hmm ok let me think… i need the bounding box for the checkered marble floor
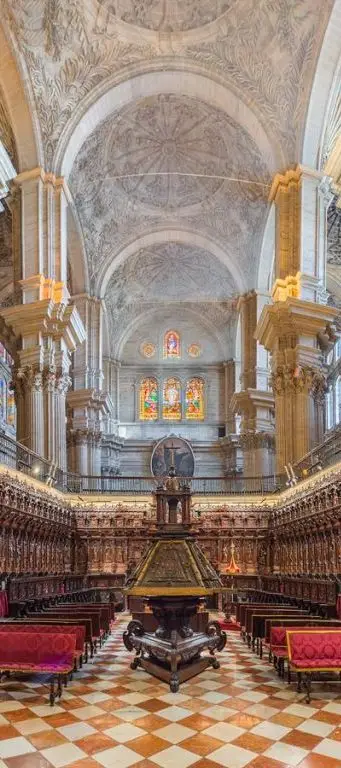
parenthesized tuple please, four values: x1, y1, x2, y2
(0, 615, 340, 768)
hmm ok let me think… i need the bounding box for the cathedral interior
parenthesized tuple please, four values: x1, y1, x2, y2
(0, 1, 341, 767)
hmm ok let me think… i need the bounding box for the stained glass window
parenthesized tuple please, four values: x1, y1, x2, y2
(163, 377, 181, 420)
(7, 389, 16, 427)
(139, 377, 158, 420)
(163, 330, 180, 359)
(185, 378, 204, 420)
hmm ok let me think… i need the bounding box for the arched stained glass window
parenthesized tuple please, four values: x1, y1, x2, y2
(163, 377, 181, 420)
(139, 377, 158, 420)
(163, 330, 180, 359)
(7, 389, 16, 427)
(185, 378, 204, 420)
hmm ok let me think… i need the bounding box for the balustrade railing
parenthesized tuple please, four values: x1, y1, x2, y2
(0, 430, 283, 495)
(293, 426, 341, 479)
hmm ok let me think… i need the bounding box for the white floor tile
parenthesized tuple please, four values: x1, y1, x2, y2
(95, 744, 155, 767)
(103, 723, 146, 743)
(0, 736, 36, 759)
(151, 745, 200, 768)
(297, 718, 335, 737)
(72, 704, 105, 720)
(250, 720, 290, 740)
(42, 743, 87, 767)
(203, 722, 245, 742)
(158, 706, 192, 722)
(201, 705, 236, 720)
(57, 721, 97, 741)
(154, 723, 196, 744)
(283, 703, 318, 718)
(208, 743, 257, 767)
(264, 742, 309, 766)
(313, 738, 341, 759)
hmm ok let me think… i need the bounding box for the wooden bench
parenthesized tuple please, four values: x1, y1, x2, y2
(43, 608, 102, 650)
(59, 603, 112, 638)
(287, 629, 341, 703)
(245, 606, 306, 648)
(0, 623, 86, 670)
(26, 615, 93, 660)
(0, 631, 76, 705)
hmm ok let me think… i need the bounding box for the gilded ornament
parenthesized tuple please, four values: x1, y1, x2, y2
(188, 343, 202, 358)
(140, 342, 156, 358)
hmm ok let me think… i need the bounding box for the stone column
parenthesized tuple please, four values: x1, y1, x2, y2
(55, 375, 71, 470)
(70, 295, 112, 476)
(231, 291, 275, 475)
(43, 369, 56, 462)
(67, 390, 110, 475)
(1, 167, 85, 460)
(15, 367, 44, 457)
(256, 166, 338, 473)
(224, 360, 236, 435)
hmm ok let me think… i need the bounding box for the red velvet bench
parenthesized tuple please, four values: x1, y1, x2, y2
(26, 615, 93, 661)
(43, 608, 102, 651)
(0, 631, 76, 705)
(267, 622, 341, 680)
(287, 629, 341, 703)
(0, 624, 85, 670)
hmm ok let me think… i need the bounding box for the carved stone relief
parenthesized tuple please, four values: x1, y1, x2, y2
(97, 1, 235, 32)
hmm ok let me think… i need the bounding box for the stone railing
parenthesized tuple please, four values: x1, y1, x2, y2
(0, 431, 283, 495)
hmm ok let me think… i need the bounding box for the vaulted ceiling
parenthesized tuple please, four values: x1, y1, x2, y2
(1, 0, 336, 357)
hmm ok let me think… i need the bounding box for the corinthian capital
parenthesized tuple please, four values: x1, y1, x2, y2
(271, 365, 326, 397)
(56, 375, 72, 395)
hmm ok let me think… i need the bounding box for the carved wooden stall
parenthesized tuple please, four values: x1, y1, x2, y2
(0, 474, 74, 577)
(0, 466, 340, 617)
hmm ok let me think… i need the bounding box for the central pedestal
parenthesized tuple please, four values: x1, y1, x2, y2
(123, 470, 226, 692)
(123, 596, 226, 692)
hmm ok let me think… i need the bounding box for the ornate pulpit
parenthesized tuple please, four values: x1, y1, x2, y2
(123, 468, 226, 692)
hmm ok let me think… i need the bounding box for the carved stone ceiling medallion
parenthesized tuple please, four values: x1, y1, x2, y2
(104, 94, 267, 210)
(69, 93, 269, 288)
(104, 0, 235, 31)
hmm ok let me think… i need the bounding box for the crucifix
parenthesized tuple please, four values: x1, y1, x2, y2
(167, 440, 184, 474)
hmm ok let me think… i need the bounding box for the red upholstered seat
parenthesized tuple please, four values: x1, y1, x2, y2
(287, 630, 341, 669)
(271, 645, 287, 657)
(0, 624, 85, 654)
(290, 658, 341, 669)
(0, 631, 76, 673)
(271, 627, 287, 648)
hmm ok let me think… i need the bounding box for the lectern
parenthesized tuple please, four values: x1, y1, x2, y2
(123, 468, 226, 692)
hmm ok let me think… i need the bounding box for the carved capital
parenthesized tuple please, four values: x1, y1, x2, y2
(43, 369, 56, 392)
(271, 365, 327, 398)
(56, 375, 72, 396)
